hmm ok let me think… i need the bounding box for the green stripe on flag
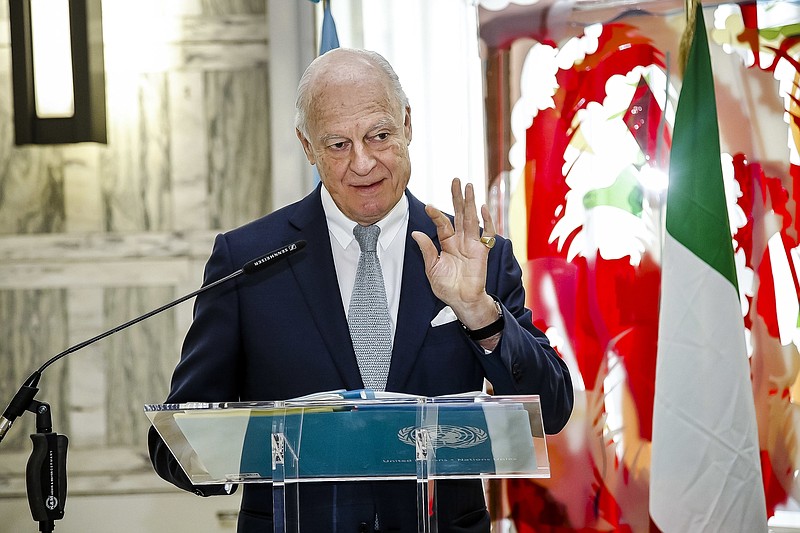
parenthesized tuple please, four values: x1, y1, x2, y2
(665, 6, 738, 290)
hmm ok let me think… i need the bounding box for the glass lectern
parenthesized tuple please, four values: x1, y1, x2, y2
(145, 392, 549, 533)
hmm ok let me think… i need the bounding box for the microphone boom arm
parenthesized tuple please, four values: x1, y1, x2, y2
(0, 267, 244, 445)
(0, 238, 306, 533)
(0, 237, 306, 444)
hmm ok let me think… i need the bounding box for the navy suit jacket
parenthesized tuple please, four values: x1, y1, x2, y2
(149, 186, 573, 532)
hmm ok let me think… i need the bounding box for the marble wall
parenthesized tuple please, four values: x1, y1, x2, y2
(0, 0, 299, 511)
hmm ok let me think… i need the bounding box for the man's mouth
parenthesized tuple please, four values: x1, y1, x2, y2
(352, 179, 384, 192)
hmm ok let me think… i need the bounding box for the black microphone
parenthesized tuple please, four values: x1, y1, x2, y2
(243, 239, 306, 274)
(0, 239, 307, 444)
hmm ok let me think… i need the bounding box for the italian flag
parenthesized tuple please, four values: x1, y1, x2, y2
(649, 3, 768, 532)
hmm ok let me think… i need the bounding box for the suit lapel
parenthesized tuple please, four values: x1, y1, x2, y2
(386, 192, 441, 391)
(288, 187, 364, 390)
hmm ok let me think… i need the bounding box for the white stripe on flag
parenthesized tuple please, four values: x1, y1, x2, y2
(650, 235, 766, 532)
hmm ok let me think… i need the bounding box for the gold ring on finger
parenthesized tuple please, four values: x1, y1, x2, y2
(479, 235, 496, 249)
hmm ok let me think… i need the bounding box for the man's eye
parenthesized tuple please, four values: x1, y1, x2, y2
(373, 132, 390, 141)
(329, 141, 348, 150)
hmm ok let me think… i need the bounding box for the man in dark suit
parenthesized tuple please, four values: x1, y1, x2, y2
(149, 48, 573, 532)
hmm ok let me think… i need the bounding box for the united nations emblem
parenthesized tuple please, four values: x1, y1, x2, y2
(397, 425, 488, 449)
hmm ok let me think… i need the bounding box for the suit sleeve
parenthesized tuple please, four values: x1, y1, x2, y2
(475, 237, 574, 434)
(148, 233, 243, 496)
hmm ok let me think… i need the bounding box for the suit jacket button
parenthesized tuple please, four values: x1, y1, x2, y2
(512, 362, 522, 379)
(359, 522, 369, 532)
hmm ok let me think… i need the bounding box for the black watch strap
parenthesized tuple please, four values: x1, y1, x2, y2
(461, 299, 504, 341)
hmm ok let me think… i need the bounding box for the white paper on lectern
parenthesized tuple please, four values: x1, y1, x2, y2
(174, 409, 250, 479)
(483, 406, 537, 474)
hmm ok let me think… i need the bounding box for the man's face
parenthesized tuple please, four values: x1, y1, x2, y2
(297, 65, 412, 226)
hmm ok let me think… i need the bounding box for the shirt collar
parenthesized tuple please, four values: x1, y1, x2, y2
(321, 185, 409, 251)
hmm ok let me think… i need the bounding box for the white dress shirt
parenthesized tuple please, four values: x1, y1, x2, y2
(321, 186, 409, 344)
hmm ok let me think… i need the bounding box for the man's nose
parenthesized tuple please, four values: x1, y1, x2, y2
(350, 143, 377, 175)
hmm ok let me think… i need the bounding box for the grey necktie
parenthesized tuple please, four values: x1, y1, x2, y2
(348, 224, 392, 391)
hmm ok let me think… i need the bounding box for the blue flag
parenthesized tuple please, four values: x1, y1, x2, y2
(319, 0, 340, 55)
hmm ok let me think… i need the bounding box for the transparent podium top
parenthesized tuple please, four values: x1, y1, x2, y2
(145, 391, 549, 485)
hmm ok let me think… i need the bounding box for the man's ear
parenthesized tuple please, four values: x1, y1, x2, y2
(296, 128, 317, 165)
(404, 106, 412, 144)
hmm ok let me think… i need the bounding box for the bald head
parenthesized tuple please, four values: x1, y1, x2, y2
(292, 47, 413, 225)
(294, 48, 409, 138)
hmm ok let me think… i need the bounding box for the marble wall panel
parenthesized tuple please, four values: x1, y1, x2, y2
(0, 0, 275, 501)
(66, 287, 108, 448)
(0, 67, 14, 177)
(104, 286, 177, 447)
(181, 14, 269, 42)
(0, 148, 67, 235)
(202, 0, 266, 16)
(63, 145, 106, 233)
(0, 231, 215, 263)
(100, 18, 271, 233)
(169, 71, 211, 232)
(207, 68, 271, 230)
(0, 289, 70, 451)
(101, 72, 173, 232)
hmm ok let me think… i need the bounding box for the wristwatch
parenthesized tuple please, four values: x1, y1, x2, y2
(461, 298, 504, 341)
